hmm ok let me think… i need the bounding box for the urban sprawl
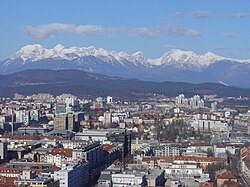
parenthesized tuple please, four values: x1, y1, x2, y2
(0, 93, 249, 187)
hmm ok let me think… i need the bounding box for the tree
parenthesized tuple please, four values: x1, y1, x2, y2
(206, 162, 226, 182)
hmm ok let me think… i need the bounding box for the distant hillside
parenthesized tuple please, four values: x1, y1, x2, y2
(0, 69, 249, 99)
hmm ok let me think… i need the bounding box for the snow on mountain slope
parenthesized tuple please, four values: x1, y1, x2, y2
(5, 44, 250, 69)
(153, 49, 225, 70)
(6, 44, 139, 67)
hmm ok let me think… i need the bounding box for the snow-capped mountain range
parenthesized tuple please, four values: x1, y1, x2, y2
(1, 44, 250, 87)
(5, 44, 250, 68)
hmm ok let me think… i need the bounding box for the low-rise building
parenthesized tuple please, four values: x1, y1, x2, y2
(191, 119, 230, 132)
(216, 170, 238, 187)
(142, 156, 227, 170)
(151, 143, 181, 157)
(111, 173, 147, 187)
(147, 169, 166, 187)
(15, 170, 59, 187)
(45, 148, 73, 167)
(164, 161, 209, 181)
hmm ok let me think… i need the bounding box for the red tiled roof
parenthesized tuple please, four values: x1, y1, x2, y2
(199, 182, 214, 187)
(191, 143, 212, 147)
(0, 167, 43, 173)
(51, 165, 61, 170)
(161, 157, 174, 163)
(103, 144, 114, 152)
(0, 162, 60, 172)
(216, 144, 226, 148)
(0, 135, 64, 140)
(174, 156, 226, 162)
(0, 176, 16, 185)
(142, 156, 226, 163)
(142, 156, 174, 163)
(217, 171, 236, 179)
(142, 157, 160, 162)
(50, 148, 73, 157)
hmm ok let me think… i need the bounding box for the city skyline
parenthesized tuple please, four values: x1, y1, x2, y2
(1, 0, 250, 60)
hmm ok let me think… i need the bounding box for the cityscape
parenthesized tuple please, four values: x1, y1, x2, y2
(0, 1, 250, 187)
(0, 92, 249, 187)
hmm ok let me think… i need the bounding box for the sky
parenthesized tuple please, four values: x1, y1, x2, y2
(0, 0, 250, 60)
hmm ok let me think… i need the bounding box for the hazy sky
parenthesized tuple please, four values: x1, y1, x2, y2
(1, 0, 250, 60)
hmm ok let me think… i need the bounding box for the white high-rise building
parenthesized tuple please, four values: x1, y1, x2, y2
(104, 112, 112, 126)
(30, 109, 40, 121)
(0, 141, 8, 162)
(15, 110, 30, 125)
(211, 102, 218, 112)
(107, 96, 113, 104)
(189, 95, 204, 109)
(175, 94, 185, 106)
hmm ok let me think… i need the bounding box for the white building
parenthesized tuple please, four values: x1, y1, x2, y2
(211, 102, 218, 112)
(189, 95, 204, 109)
(175, 94, 204, 108)
(111, 173, 147, 187)
(214, 145, 227, 158)
(74, 130, 109, 142)
(107, 96, 113, 104)
(164, 161, 209, 180)
(15, 110, 30, 125)
(45, 154, 67, 167)
(147, 169, 166, 187)
(152, 144, 181, 157)
(191, 119, 230, 132)
(0, 141, 8, 162)
(60, 140, 103, 170)
(15, 170, 59, 187)
(30, 109, 40, 121)
(104, 112, 112, 126)
(175, 94, 188, 107)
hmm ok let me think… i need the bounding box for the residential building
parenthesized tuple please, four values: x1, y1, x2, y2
(111, 173, 147, 187)
(216, 170, 238, 187)
(151, 143, 181, 157)
(147, 169, 166, 187)
(191, 119, 230, 132)
(54, 161, 89, 187)
(15, 170, 59, 187)
(53, 113, 80, 132)
(107, 96, 113, 104)
(0, 141, 8, 163)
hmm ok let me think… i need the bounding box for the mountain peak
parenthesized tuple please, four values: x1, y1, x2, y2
(203, 51, 221, 58)
(10, 44, 46, 62)
(204, 51, 215, 55)
(19, 44, 45, 52)
(132, 51, 145, 58)
(168, 49, 196, 56)
(53, 44, 65, 51)
(132, 51, 144, 56)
